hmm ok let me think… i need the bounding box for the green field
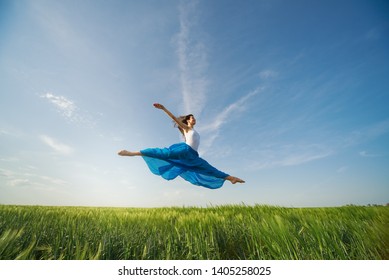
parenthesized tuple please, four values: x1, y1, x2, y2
(0, 205, 388, 260)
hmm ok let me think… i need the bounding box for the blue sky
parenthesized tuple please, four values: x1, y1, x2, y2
(1, 0, 388, 207)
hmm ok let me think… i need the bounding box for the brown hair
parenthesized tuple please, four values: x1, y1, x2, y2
(174, 114, 193, 137)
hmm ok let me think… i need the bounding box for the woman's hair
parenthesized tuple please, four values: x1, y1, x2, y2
(174, 114, 193, 137)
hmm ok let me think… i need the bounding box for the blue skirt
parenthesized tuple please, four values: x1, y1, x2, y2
(141, 143, 229, 189)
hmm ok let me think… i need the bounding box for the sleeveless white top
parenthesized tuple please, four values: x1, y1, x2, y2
(184, 129, 200, 151)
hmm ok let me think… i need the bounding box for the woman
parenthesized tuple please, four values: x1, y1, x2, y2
(118, 103, 245, 189)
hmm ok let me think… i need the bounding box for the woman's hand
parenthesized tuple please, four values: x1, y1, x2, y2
(153, 103, 165, 110)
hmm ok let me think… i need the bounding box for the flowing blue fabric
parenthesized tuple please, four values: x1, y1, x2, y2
(141, 143, 229, 189)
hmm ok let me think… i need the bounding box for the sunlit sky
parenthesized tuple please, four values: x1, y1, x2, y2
(1, 0, 388, 207)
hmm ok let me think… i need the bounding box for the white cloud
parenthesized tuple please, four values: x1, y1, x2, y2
(41, 92, 77, 119)
(337, 166, 349, 173)
(343, 119, 389, 148)
(0, 157, 20, 163)
(40, 92, 96, 127)
(366, 119, 389, 139)
(175, 1, 263, 154)
(250, 144, 333, 170)
(40, 135, 74, 155)
(278, 151, 331, 167)
(259, 70, 278, 80)
(176, 0, 208, 116)
(1, 167, 68, 189)
(365, 27, 381, 41)
(0, 168, 15, 178)
(0, 126, 23, 137)
(199, 87, 263, 152)
(359, 151, 381, 158)
(248, 119, 389, 171)
(8, 178, 30, 187)
(203, 87, 263, 132)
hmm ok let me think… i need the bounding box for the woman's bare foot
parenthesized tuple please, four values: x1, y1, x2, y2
(226, 176, 245, 184)
(118, 150, 141, 156)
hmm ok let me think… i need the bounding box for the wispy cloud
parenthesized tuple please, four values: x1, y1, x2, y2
(174, 1, 264, 154)
(200, 87, 263, 152)
(0, 168, 15, 178)
(365, 26, 381, 41)
(0, 126, 23, 138)
(41, 92, 76, 119)
(343, 119, 389, 148)
(337, 166, 349, 173)
(359, 151, 382, 158)
(176, 0, 207, 116)
(1, 167, 69, 190)
(40, 135, 74, 155)
(7, 178, 30, 187)
(276, 150, 332, 167)
(202, 87, 263, 132)
(259, 69, 278, 80)
(364, 119, 389, 139)
(248, 119, 389, 170)
(250, 144, 333, 170)
(40, 92, 96, 126)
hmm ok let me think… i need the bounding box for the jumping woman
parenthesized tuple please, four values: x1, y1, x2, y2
(118, 103, 245, 189)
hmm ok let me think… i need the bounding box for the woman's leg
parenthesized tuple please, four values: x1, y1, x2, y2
(118, 150, 142, 156)
(186, 155, 245, 184)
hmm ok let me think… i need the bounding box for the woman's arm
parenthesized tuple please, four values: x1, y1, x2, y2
(153, 103, 190, 131)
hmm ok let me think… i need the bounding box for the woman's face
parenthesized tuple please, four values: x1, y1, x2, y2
(187, 115, 196, 126)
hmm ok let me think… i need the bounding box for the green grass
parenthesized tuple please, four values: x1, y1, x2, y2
(0, 204, 388, 260)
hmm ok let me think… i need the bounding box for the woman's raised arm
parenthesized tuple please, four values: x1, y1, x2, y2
(153, 103, 190, 131)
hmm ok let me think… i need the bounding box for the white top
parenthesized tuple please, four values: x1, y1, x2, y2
(184, 129, 200, 151)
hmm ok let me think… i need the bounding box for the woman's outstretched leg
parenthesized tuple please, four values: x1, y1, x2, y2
(225, 175, 245, 184)
(119, 145, 185, 159)
(118, 150, 142, 156)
